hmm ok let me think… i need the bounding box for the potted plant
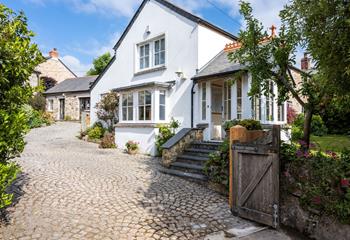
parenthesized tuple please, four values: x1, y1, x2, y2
(125, 140, 139, 155)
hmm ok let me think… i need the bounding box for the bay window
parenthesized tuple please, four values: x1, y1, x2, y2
(138, 90, 152, 121)
(266, 80, 274, 121)
(224, 81, 231, 120)
(122, 93, 133, 121)
(252, 96, 261, 121)
(278, 103, 285, 121)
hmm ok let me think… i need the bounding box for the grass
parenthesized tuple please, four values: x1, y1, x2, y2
(311, 134, 350, 152)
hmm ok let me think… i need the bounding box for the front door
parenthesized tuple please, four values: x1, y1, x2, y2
(59, 99, 65, 120)
(211, 84, 223, 140)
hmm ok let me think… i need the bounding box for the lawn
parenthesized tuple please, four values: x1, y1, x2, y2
(311, 134, 350, 152)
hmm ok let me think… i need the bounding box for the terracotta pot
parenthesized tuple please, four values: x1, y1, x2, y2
(127, 148, 138, 155)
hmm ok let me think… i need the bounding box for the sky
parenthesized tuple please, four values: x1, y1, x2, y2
(3, 0, 293, 76)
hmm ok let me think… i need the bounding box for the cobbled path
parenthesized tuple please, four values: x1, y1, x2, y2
(0, 122, 284, 240)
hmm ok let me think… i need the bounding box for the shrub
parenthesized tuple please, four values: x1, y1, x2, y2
(292, 114, 328, 137)
(0, 162, 20, 209)
(281, 143, 350, 223)
(95, 92, 119, 131)
(125, 140, 139, 151)
(155, 118, 180, 156)
(222, 119, 262, 131)
(204, 139, 230, 189)
(291, 126, 303, 141)
(22, 105, 54, 129)
(29, 93, 46, 111)
(99, 133, 116, 149)
(64, 115, 72, 121)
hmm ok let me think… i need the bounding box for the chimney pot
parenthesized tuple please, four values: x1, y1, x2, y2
(49, 48, 59, 58)
(301, 52, 310, 71)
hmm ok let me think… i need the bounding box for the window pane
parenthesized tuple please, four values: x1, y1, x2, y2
(145, 106, 151, 120)
(159, 91, 165, 104)
(155, 53, 160, 66)
(139, 106, 144, 120)
(138, 92, 144, 105)
(122, 107, 127, 121)
(140, 58, 144, 69)
(145, 44, 149, 56)
(140, 46, 144, 57)
(155, 40, 160, 52)
(159, 105, 165, 120)
(145, 91, 151, 104)
(128, 106, 133, 120)
(122, 94, 127, 106)
(128, 93, 133, 104)
(145, 57, 149, 68)
(161, 39, 165, 50)
(160, 52, 165, 64)
(202, 101, 206, 120)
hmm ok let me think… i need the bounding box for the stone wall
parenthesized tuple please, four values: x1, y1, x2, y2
(162, 128, 203, 167)
(46, 92, 90, 121)
(30, 58, 76, 88)
(281, 193, 350, 240)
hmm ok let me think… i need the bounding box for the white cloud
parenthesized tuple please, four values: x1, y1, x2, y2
(61, 55, 92, 77)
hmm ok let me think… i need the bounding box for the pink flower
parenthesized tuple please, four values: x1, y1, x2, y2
(311, 196, 321, 205)
(341, 178, 349, 188)
(296, 150, 303, 158)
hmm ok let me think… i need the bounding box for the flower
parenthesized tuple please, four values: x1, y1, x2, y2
(311, 196, 321, 205)
(296, 150, 303, 158)
(298, 140, 307, 147)
(341, 178, 349, 188)
(303, 151, 311, 158)
(326, 150, 337, 158)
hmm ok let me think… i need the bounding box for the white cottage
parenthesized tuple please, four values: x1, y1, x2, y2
(90, 0, 290, 156)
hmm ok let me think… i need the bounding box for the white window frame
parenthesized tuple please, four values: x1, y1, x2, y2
(138, 90, 152, 121)
(136, 35, 166, 73)
(252, 95, 261, 121)
(201, 82, 207, 121)
(278, 102, 285, 122)
(236, 78, 243, 119)
(139, 43, 150, 70)
(47, 99, 54, 112)
(266, 80, 274, 122)
(154, 38, 165, 67)
(122, 93, 134, 121)
(224, 81, 231, 120)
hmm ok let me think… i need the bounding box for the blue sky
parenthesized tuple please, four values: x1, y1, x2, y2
(3, 0, 289, 76)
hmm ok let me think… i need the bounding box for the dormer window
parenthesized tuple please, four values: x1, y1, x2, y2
(137, 35, 165, 73)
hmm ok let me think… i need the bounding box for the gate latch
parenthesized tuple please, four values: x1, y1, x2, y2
(273, 204, 279, 228)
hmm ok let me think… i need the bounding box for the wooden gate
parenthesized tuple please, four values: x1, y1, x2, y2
(230, 125, 280, 228)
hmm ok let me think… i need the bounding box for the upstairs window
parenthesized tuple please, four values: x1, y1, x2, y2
(154, 38, 165, 66)
(137, 36, 165, 72)
(122, 93, 133, 121)
(138, 90, 152, 121)
(139, 44, 150, 70)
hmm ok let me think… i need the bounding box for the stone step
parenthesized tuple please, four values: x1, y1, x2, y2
(190, 141, 222, 150)
(177, 154, 209, 162)
(159, 167, 208, 181)
(184, 148, 217, 156)
(171, 162, 204, 172)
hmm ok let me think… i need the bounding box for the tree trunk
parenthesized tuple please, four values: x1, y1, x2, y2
(303, 108, 313, 148)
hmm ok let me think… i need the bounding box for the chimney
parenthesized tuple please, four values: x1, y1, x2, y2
(49, 48, 59, 59)
(301, 52, 310, 70)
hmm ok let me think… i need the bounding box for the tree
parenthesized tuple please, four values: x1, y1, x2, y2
(86, 52, 112, 76)
(0, 4, 43, 163)
(95, 92, 119, 131)
(229, 1, 350, 147)
(0, 4, 42, 209)
(41, 76, 57, 91)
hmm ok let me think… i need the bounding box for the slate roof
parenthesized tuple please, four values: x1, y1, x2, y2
(193, 51, 246, 80)
(45, 75, 97, 94)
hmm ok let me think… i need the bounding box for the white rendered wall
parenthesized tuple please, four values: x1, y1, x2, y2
(115, 127, 158, 156)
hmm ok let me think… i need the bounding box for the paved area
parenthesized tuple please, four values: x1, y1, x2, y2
(0, 122, 297, 239)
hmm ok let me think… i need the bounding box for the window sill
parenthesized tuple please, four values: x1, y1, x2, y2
(134, 65, 166, 76)
(115, 122, 158, 128)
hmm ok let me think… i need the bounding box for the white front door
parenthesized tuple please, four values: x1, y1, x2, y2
(211, 84, 223, 140)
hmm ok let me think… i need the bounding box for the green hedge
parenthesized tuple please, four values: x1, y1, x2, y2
(0, 162, 20, 209)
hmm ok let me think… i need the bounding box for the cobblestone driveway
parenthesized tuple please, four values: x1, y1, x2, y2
(0, 122, 294, 240)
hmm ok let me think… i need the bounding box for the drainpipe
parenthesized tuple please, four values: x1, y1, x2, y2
(191, 72, 198, 128)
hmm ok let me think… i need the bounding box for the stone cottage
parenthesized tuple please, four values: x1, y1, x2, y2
(44, 76, 97, 121)
(29, 48, 76, 89)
